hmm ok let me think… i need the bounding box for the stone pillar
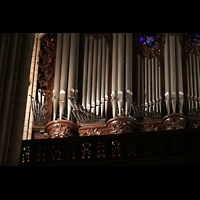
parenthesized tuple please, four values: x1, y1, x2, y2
(0, 33, 34, 165)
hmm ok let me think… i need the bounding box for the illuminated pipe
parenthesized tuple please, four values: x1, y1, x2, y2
(176, 35, 184, 114)
(82, 36, 88, 109)
(117, 33, 125, 116)
(169, 35, 176, 113)
(105, 44, 109, 119)
(53, 33, 63, 121)
(59, 33, 70, 119)
(164, 34, 170, 115)
(111, 33, 118, 118)
(68, 33, 78, 120)
(144, 57, 148, 113)
(91, 39, 98, 114)
(151, 57, 155, 112)
(86, 36, 94, 111)
(96, 38, 102, 115)
(148, 58, 152, 113)
(155, 57, 159, 113)
(137, 54, 140, 106)
(189, 53, 194, 110)
(192, 54, 198, 109)
(101, 37, 106, 116)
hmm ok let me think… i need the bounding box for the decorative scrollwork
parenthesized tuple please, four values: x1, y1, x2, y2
(140, 124, 160, 132)
(82, 128, 104, 136)
(49, 123, 72, 138)
(109, 120, 131, 134)
(163, 116, 186, 131)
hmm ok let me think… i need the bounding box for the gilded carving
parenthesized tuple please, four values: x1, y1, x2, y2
(109, 120, 132, 134)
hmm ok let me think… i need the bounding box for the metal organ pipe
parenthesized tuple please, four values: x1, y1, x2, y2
(67, 33, 78, 120)
(86, 36, 94, 111)
(169, 35, 177, 113)
(59, 33, 70, 119)
(53, 33, 63, 121)
(101, 37, 106, 116)
(111, 33, 118, 118)
(117, 33, 125, 116)
(96, 38, 102, 115)
(91, 39, 98, 114)
(82, 36, 88, 109)
(105, 44, 109, 119)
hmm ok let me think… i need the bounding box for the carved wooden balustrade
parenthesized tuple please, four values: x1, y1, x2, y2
(21, 124, 200, 166)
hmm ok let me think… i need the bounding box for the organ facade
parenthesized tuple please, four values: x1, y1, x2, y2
(23, 33, 200, 140)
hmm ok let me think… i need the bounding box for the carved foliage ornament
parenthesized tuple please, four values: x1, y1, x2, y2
(49, 123, 73, 138)
(83, 128, 104, 136)
(109, 120, 132, 134)
(163, 117, 186, 131)
(83, 33, 112, 46)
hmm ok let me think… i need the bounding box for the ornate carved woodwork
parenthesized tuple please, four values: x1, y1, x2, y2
(83, 33, 113, 46)
(162, 113, 187, 131)
(45, 119, 79, 138)
(38, 33, 57, 123)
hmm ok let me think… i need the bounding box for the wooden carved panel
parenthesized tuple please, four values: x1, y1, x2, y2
(38, 33, 57, 123)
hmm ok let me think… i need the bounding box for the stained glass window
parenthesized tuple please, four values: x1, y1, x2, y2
(140, 34, 156, 49)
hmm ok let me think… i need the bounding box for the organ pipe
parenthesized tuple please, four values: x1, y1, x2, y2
(101, 37, 106, 116)
(91, 39, 98, 114)
(117, 33, 125, 116)
(59, 33, 70, 119)
(196, 55, 200, 108)
(53, 33, 63, 121)
(67, 33, 78, 120)
(105, 45, 109, 119)
(164, 34, 170, 115)
(176, 35, 184, 114)
(144, 57, 148, 113)
(169, 35, 177, 113)
(82, 36, 88, 109)
(96, 38, 102, 115)
(86, 36, 94, 111)
(111, 33, 118, 118)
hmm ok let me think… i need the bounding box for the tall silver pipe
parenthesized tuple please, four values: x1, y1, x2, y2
(176, 35, 183, 114)
(59, 33, 70, 119)
(82, 36, 88, 109)
(53, 33, 63, 121)
(141, 55, 144, 110)
(96, 38, 102, 115)
(155, 57, 159, 113)
(111, 33, 118, 118)
(158, 63, 162, 113)
(86, 36, 94, 111)
(67, 33, 78, 120)
(164, 34, 170, 114)
(117, 33, 125, 116)
(186, 59, 190, 111)
(101, 37, 106, 116)
(148, 58, 152, 113)
(137, 54, 140, 106)
(169, 35, 176, 113)
(144, 57, 148, 112)
(91, 39, 98, 114)
(189, 53, 194, 110)
(192, 54, 198, 109)
(152, 57, 155, 112)
(105, 45, 109, 119)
